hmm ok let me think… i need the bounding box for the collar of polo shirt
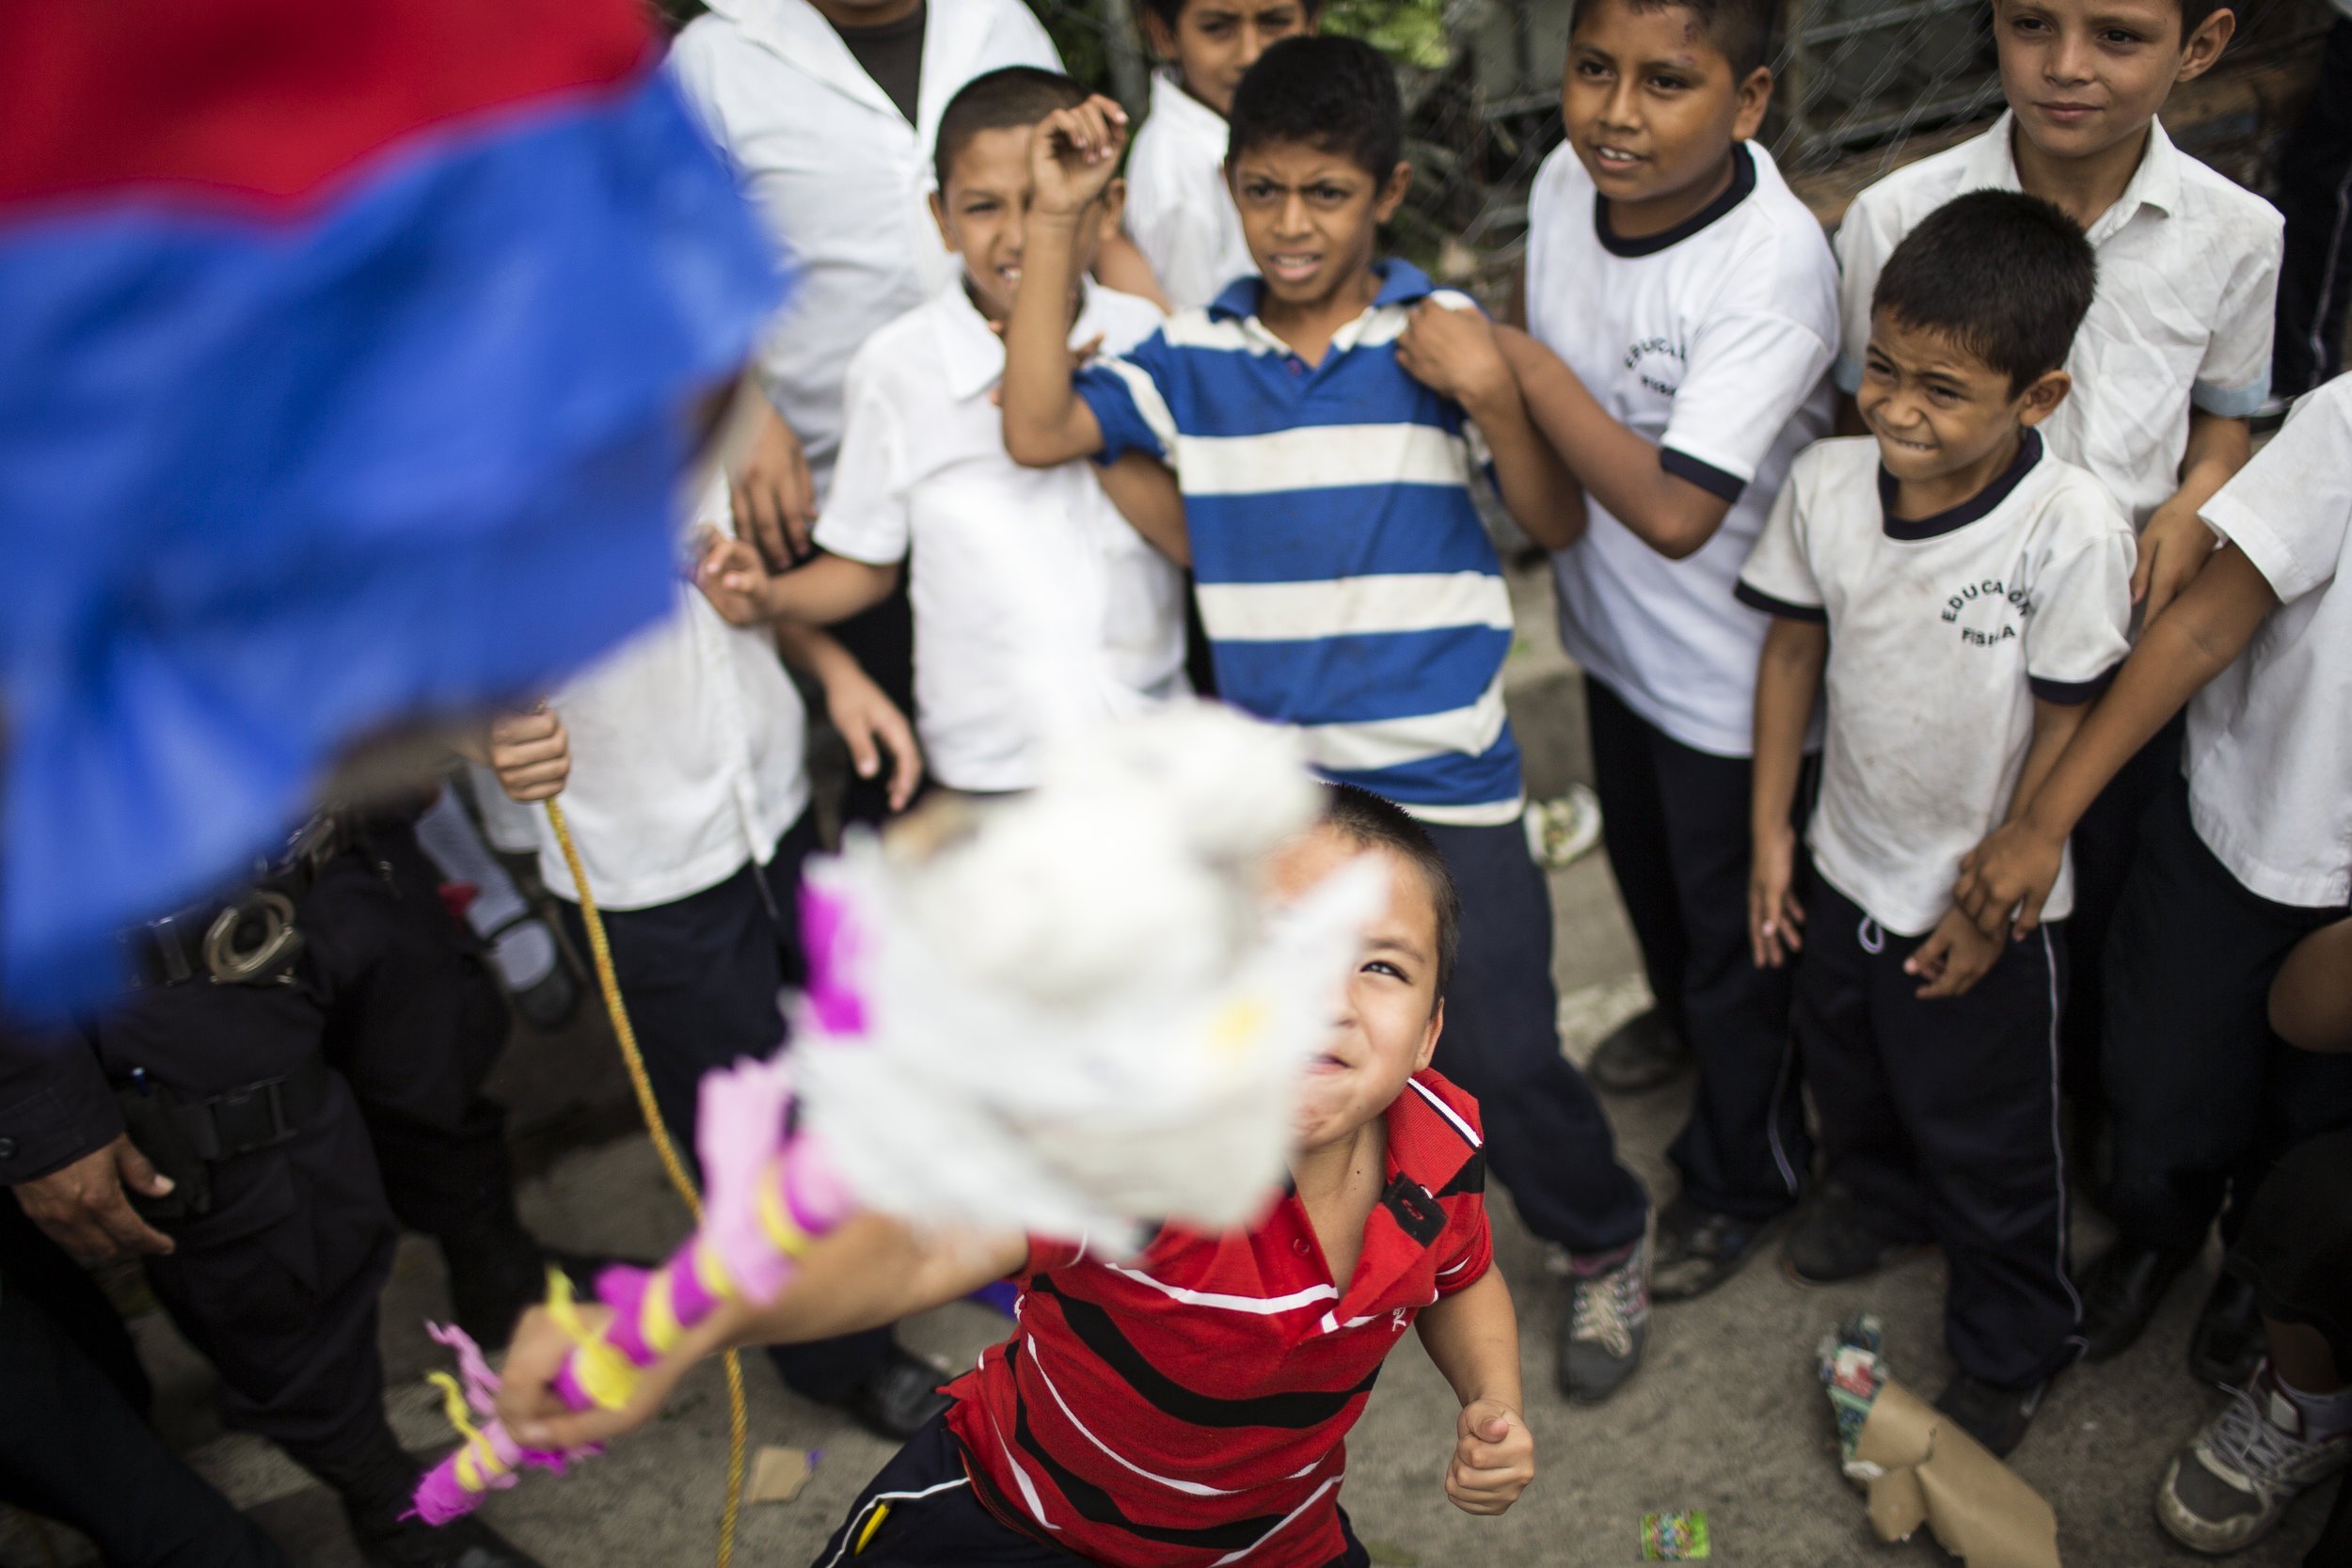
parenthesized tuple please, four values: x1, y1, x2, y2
(1965, 108, 2185, 244)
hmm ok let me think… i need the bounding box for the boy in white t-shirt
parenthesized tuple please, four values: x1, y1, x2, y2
(1741, 192, 2133, 1457)
(697, 69, 1188, 793)
(1123, 0, 1318, 310)
(1955, 373, 2352, 1413)
(1486, 0, 1837, 1299)
(1831, 0, 2282, 1254)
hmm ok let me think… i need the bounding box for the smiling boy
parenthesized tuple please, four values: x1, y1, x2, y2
(1124, 0, 1319, 309)
(1831, 0, 2282, 1265)
(497, 786, 1535, 1568)
(1476, 0, 1840, 1305)
(1739, 191, 2134, 1456)
(996, 36, 1657, 1402)
(692, 68, 1188, 795)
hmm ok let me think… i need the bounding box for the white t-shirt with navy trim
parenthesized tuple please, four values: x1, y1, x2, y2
(1525, 138, 1840, 757)
(1124, 70, 1253, 312)
(818, 282, 1185, 793)
(1739, 432, 2136, 936)
(2186, 375, 2352, 910)
(1835, 114, 2282, 529)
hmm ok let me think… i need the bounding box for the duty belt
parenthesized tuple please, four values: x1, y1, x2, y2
(129, 812, 349, 987)
(120, 1056, 335, 1164)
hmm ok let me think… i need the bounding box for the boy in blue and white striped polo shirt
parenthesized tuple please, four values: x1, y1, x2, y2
(1001, 34, 1656, 1402)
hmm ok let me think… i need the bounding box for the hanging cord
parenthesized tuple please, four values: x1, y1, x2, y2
(544, 799, 750, 1568)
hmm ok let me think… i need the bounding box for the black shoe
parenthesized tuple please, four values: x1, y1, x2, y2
(2188, 1272, 2265, 1387)
(1934, 1372, 2045, 1459)
(1783, 1183, 1926, 1286)
(841, 1346, 954, 1442)
(1652, 1194, 1784, 1302)
(351, 1513, 548, 1568)
(509, 963, 580, 1032)
(310, 1423, 547, 1568)
(2076, 1240, 2193, 1362)
(1587, 1008, 1690, 1094)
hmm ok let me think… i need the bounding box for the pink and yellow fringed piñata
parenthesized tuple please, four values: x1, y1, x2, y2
(411, 1050, 849, 1524)
(411, 704, 1388, 1525)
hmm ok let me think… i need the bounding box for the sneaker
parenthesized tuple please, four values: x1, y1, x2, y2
(1559, 1231, 1650, 1404)
(2157, 1364, 2352, 1553)
(1652, 1193, 1785, 1302)
(1524, 785, 1603, 871)
(2189, 1273, 2266, 1389)
(840, 1344, 955, 1441)
(1784, 1183, 1928, 1286)
(1587, 1008, 1691, 1095)
(1935, 1371, 2046, 1459)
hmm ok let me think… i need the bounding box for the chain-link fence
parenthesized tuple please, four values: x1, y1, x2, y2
(1027, 0, 2328, 304)
(658, 0, 2331, 309)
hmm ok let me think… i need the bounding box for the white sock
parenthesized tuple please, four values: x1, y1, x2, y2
(2276, 1370, 2352, 1442)
(415, 787, 557, 990)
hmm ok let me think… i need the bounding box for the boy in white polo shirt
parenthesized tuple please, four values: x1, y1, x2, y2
(696, 68, 1187, 794)
(1831, 0, 2282, 1270)
(479, 473, 946, 1442)
(1956, 372, 2352, 1402)
(670, 0, 1157, 818)
(1488, 0, 1837, 1300)
(1741, 192, 2133, 1457)
(1124, 0, 1318, 310)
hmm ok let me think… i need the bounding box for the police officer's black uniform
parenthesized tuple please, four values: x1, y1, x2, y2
(0, 807, 552, 1568)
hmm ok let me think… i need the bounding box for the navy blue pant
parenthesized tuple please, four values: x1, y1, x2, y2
(1797, 872, 2081, 1388)
(1585, 678, 1809, 1221)
(1, 1199, 288, 1568)
(811, 1414, 1370, 1568)
(559, 814, 891, 1403)
(2102, 778, 2352, 1254)
(1422, 815, 1649, 1255)
(2055, 712, 2184, 1115)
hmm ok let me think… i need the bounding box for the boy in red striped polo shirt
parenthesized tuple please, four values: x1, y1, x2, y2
(500, 784, 1534, 1566)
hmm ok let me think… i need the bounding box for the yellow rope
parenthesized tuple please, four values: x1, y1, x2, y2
(546, 799, 749, 1568)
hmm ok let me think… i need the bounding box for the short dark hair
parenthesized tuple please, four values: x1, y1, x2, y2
(1227, 35, 1401, 182)
(1138, 0, 1328, 37)
(933, 67, 1089, 194)
(1567, 0, 1777, 79)
(1320, 784, 1460, 1002)
(1870, 189, 2096, 393)
(2170, 0, 2229, 42)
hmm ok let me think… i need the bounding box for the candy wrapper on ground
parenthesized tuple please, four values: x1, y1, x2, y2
(1640, 1510, 1710, 1560)
(414, 705, 1385, 1521)
(1814, 1313, 2061, 1568)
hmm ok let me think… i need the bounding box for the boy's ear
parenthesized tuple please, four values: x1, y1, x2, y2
(1375, 161, 1413, 224)
(1415, 997, 1443, 1072)
(1095, 177, 1129, 243)
(2016, 367, 2072, 426)
(1138, 6, 1179, 60)
(927, 189, 955, 253)
(2174, 6, 2234, 84)
(1732, 65, 1773, 141)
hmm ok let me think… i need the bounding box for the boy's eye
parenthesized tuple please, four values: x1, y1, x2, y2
(1573, 57, 1611, 78)
(1648, 72, 1691, 91)
(2098, 26, 2143, 43)
(1310, 183, 1349, 203)
(1362, 960, 1406, 980)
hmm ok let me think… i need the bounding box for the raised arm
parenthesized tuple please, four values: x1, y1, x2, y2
(496, 1216, 1025, 1450)
(1954, 543, 2279, 937)
(1001, 101, 1126, 468)
(1394, 306, 1582, 550)
(1494, 327, 1732, 561)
